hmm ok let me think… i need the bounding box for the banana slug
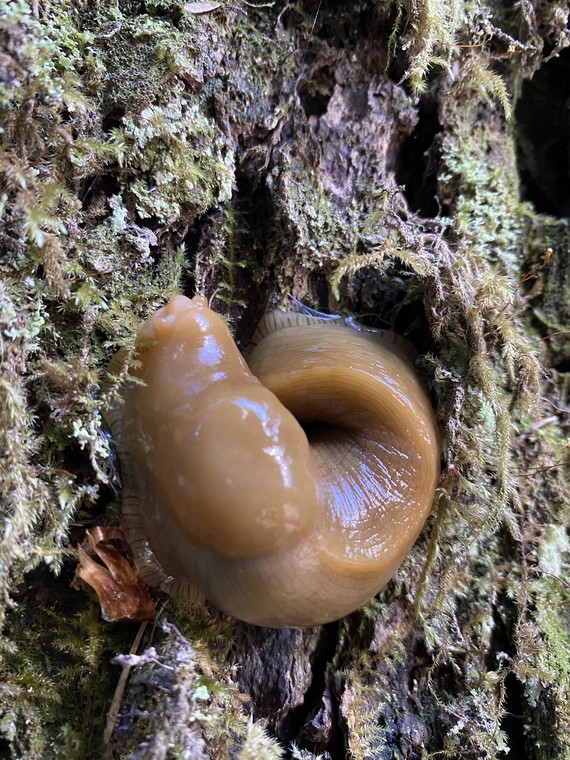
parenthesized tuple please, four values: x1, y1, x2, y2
(106, 294, 439, 628)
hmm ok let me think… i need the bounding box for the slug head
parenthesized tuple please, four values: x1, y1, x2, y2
(122, 295, 321, 559)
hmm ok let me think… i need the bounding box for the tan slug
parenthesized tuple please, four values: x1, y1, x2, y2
(105, 294, 440, 628)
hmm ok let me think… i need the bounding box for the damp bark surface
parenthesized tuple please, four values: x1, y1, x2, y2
(0, 1, 569, 759)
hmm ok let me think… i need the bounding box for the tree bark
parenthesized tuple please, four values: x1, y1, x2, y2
(0, 0, 569, 758)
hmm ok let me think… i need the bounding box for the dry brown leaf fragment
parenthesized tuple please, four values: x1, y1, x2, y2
(77, 528, 156, 622)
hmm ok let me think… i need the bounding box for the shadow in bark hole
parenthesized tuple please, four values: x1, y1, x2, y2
(396, 97, 442, 218)
(278, 621, 345, 759)
(516, 47, 570, 218)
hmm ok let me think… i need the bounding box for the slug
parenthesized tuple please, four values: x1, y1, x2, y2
(105, 294, 440, 628)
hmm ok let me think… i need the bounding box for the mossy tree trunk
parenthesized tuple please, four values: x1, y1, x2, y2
(0, 0, 569, 758)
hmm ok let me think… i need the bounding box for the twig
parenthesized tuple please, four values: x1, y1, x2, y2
(102, 621, 149, 759)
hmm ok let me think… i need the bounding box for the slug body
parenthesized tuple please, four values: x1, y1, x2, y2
(109, 295, 439, 628)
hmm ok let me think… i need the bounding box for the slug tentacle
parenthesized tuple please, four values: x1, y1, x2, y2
(105, 294, 439, 628)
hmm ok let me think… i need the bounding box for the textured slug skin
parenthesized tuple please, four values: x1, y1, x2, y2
(110, 294, 440, 628)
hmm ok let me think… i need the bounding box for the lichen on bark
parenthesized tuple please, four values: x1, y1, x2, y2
(0, 0, 569, 758)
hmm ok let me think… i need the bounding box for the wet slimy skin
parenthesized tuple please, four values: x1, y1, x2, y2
(106, 295, 440, 628)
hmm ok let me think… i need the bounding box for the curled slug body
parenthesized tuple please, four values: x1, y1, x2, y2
(107, 294, 439, 628)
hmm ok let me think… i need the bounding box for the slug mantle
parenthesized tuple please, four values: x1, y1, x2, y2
(106, 294, 440, 628)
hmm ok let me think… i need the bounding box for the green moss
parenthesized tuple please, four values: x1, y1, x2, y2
(0, 0, 236, 619)
(0, 601, 133, 758)
(438, 104, 532, 270)
(235, 721, 285, 759)
(513, 432, 570, 759)
(379, 0, 461, 94)
(119, 100, 233, 225)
